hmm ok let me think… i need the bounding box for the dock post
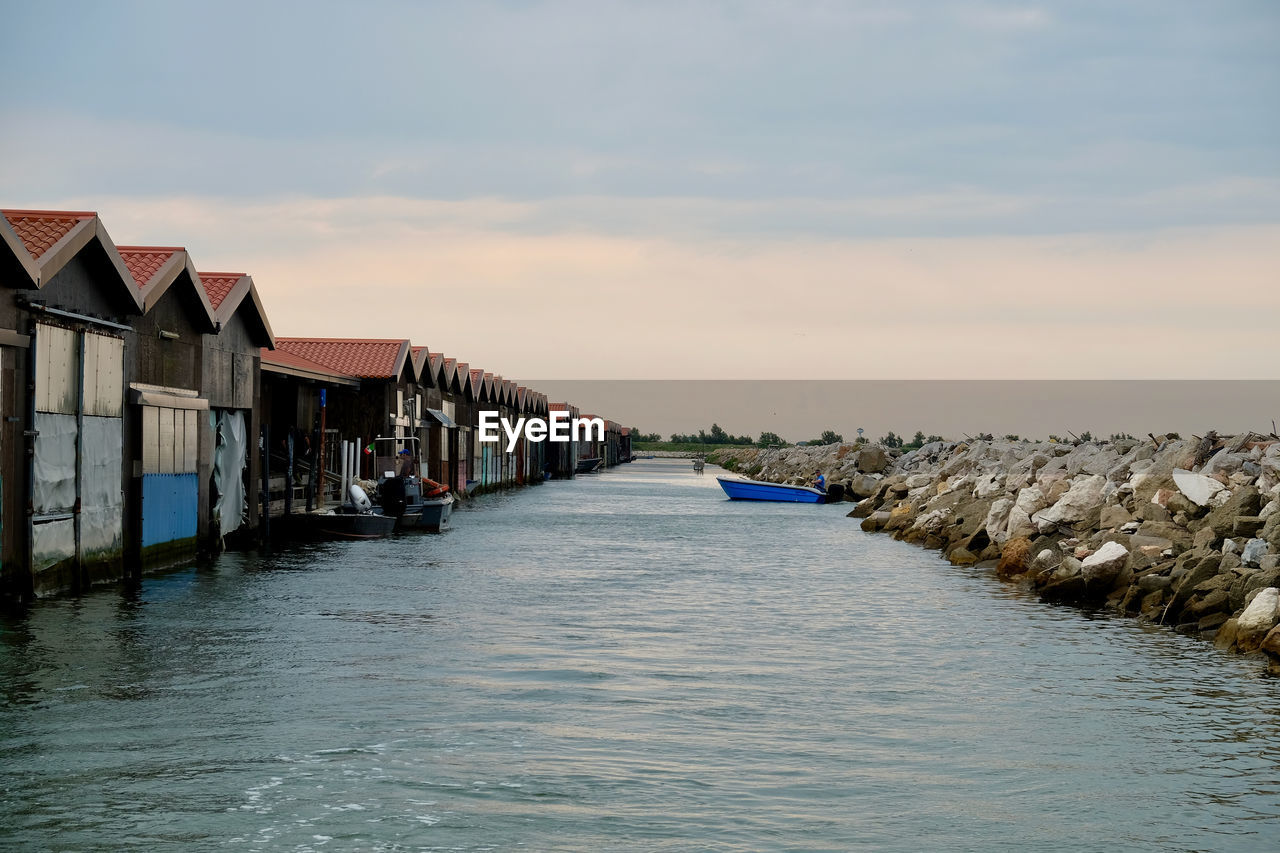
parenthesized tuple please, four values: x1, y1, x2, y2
(261, 423, 270, 548)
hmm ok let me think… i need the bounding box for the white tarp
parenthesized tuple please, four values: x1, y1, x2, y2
(213, 409, 247, 536)
(32, 412, 77, 513)
(32, 518, 76, 573)
(80, 416, 123, 558)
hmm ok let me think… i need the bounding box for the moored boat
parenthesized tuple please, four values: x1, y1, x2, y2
(290, 484, 398, 540)
(576, 457, 602, 473)
(374, 437, 454, 533)
(716, 476, 826, 503)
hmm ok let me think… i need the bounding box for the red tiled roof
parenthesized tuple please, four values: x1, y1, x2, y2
(550, 402, 570, 411)
(2, 209, 96, 260)
(116, 246, 183, 289)
(261, 347, 352, 375)
(276, 337, 406, 379)
(197, 271, 245, 311)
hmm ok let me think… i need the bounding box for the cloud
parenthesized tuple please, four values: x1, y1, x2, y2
(38, 194, 1280, 379)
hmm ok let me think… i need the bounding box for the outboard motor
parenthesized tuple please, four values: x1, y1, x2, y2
(381, 476, 408, 517)
(826, 483, 846, 502)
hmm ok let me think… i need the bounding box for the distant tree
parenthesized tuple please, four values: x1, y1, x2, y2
(926, 435, 944, 444)
(818, 430, 844, 445)
(758, 431, 784, 446)
(1078, 431, 1094, 442)
(880, 431, 903, 448)
(709, 423, 728, 443)
(913, 431, 926, 446)
(1003, 434, 1020, 441)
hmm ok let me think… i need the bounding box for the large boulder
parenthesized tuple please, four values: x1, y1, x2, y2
(856, 446, 889, 474)
(984, 497, 1014, 543)
(1242, 538, 1270, 568)
(996, 537, 1033, 578)
(1201, 486, 1263, 538)
(1031, 474, 1108, 533)
(1173, 468, 1225, 507)
(1236, 587, 1280, 652)
(1081, 541, 1129, 586)
(1005, 485, 1049, 540)
(847, 473, 882, 500)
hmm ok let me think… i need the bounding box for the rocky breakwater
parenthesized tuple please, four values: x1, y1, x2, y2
(711, 435, 1280, 670)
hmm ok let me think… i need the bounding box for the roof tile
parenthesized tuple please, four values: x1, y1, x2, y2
(117, 246, 182, 289)
(2, 209, 96, 261)
(275, 337, 406, 379)
(197, 271, 245, 311)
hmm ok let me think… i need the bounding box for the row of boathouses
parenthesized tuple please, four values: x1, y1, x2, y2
(0, 207, 632, 601)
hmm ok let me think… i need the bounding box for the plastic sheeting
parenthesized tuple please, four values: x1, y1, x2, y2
(213, 410, 247, 536)
(32, 518, 75, 573)
(80, 416, 123, 560)
(32, 413, 77, 514)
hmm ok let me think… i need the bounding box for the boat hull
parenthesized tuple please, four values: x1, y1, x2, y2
(394, 493, 454, 533)
(717, 477, 826, 503)
(291, 509, 398, 541)
(576, 457, 602, 473)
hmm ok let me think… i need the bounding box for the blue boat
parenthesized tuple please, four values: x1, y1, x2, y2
(717, 476, 826, 503)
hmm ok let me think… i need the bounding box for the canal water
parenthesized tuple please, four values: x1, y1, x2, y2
(2, 459, 1278, 851)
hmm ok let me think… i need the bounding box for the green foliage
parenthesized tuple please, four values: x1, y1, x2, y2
(633, 430, 663, 442)
(1003, 434, 1020, 441)
(1109, 432, 1136, 441)
(758, 431, 785, 446)
(669, 422, 754, 445)
(879, 431, 903, 448)
(817, 430, 844, 445)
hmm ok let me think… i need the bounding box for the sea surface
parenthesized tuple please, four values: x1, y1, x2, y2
(2, 459, 1278, 851)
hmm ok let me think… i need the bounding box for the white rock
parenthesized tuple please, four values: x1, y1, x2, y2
(973, 472, 1005, 499)
(1081, 541, 1129, 583)
(1031, 474, 1108, 533)
(1260, 500, 1278, 520)
(1223, 539, 1240, 555)
(1172, 468, 1225, 507)
(1237, 587, 1280, 635)
(1208, 488, 1233, 509)
(984, 497, 1014, 543)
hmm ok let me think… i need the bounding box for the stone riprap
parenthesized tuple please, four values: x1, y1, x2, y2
(710, 435, 1280, 670)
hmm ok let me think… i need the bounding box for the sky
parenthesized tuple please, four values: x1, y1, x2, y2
(2, 1, 1277, 379)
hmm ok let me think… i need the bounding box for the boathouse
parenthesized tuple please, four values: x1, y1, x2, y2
(117, 246, 217, 569)
(0, 209, 143, 597)
(197, 271, 274, 546)
(545, 402, 580, 478)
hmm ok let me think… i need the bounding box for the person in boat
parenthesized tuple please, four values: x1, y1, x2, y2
(397, 448, 417, 478)
(814, 472, 826, 491)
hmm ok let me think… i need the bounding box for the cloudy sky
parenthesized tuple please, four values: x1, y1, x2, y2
(2, 1, 1277, 379)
